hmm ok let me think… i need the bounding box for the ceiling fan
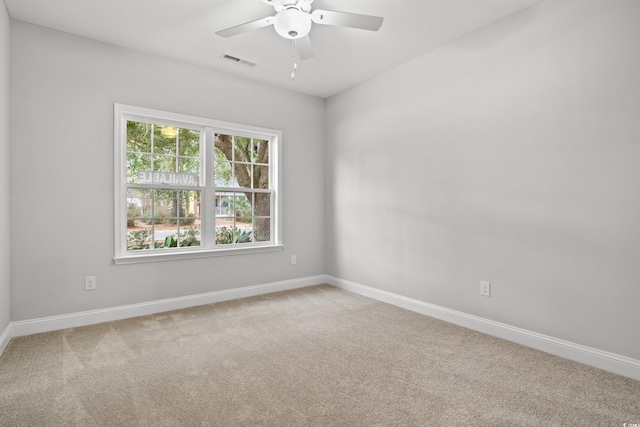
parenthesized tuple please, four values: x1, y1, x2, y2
(215, 0, 384, 60)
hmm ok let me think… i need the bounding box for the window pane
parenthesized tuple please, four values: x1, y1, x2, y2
(126, 188, 151, 219)
(234, 192, 252, 218)
(215, 192, 234, 216)
(215, 221, 234, 245)
(234, 137, 252, 163)
(126, 190, 152, 251)
(153, 156, 177, 173)
(127, 227, 153, 251)
(215, 222, 252, 245)
(253, 218, 270, 242)
(214, 161, 234, 187)
(232, 163, 251, 189)
(127, 121, 151, 153)
(253, 165, 268, 189)
(155, 226, 202, 249)
(253, 139, 269, 164)
(254, 193, 271, 216)
(127, 153, 152, 183)
(154, 190, 177, 221)
(178, 158, 200, 181)
(178, 226, 201, 247)
(236, 217, 252, 229)
(178, 190, 200, 246)
(178, 129, 200, 157)
(214, 134, 233, 161)
(234, 224, 253, 244)
(154, 125, 178, 155)
(151, 221, 174, 248)
(179, 190, 200, 219)
(214, 145, 228, 162)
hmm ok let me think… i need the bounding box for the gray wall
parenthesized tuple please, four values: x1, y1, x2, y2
(10, 21, 326, 321)
(326, 0, 640, 360)
(0, 3, 10, 334)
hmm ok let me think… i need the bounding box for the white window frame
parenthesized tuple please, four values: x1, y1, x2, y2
(114, 104, 283, 265)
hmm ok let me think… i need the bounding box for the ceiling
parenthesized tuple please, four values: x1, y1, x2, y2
(4, 0, 542, 98)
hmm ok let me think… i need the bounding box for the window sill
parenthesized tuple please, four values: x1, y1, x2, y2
(114, 244, 284, 265)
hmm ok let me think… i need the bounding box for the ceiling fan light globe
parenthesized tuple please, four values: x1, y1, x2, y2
(274, 8, 311, 39)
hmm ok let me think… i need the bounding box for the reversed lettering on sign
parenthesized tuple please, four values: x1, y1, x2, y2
(137, 171, 197, 186)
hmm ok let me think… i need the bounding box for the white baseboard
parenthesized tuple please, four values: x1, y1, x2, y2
(10, 275, 329, 338)
(0, 322, 11, 356)
(5, 274, 639, 381)
(327, 276, 640, 381)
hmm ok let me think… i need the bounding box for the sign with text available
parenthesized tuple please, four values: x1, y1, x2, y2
(137, 171, 197, 186)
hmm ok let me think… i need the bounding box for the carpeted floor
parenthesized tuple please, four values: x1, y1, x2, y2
(1, 284, 639, 426)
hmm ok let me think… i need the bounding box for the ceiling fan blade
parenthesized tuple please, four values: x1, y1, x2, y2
(295, 35, 314, 60)
(216, 16, 275, 38)
(311, 9, 383, 31)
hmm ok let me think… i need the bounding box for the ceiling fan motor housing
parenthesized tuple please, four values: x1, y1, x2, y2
(274, 8, 312, 39)
(263, 0, 314, 13)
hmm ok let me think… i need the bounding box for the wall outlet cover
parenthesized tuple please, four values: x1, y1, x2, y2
(480, 281, 491, 297)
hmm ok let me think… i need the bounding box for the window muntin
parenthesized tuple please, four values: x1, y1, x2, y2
(114, 104, 281, 262)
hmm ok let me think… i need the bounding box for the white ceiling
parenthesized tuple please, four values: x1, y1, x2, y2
(4, 0, 542, 98)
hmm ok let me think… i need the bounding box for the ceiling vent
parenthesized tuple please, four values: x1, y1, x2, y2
(220, 53, 258, 68)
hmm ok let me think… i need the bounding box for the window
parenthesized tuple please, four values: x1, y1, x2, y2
(114, 104, 282, 264)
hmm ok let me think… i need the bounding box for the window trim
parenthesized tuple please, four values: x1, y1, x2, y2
(113, 104, 283, 265)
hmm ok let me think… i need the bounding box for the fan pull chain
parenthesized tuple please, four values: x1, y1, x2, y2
(291, 40, 298, 80)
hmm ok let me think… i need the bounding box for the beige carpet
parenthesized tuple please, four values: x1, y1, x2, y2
(1, 285, 639, 426)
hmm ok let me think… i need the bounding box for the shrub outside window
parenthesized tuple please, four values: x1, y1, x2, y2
(114, 104, 282, 264)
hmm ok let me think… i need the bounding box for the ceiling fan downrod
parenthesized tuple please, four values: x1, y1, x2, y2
(291, 40, 298, 80)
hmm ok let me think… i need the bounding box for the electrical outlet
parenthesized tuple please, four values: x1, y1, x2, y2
(85, 276, 96, 291)
(291, 255, 297, 265)
(480, 281, 491, 297)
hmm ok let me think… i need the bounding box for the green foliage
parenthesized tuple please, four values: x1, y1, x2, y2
(128, 227, 201, 251)
(126, 121, 201, 183)
(233, 194, 252, 217)
(215, 227, 252, 245)
(127, 229, 152, 250)
(180, 228, 201, 246)
(214, 147, 233, 186)
(127, 121, 152, 153)
(160, 234, 178, 248)
(157, 228, 201, 248)
(180, 214, 196, 226)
